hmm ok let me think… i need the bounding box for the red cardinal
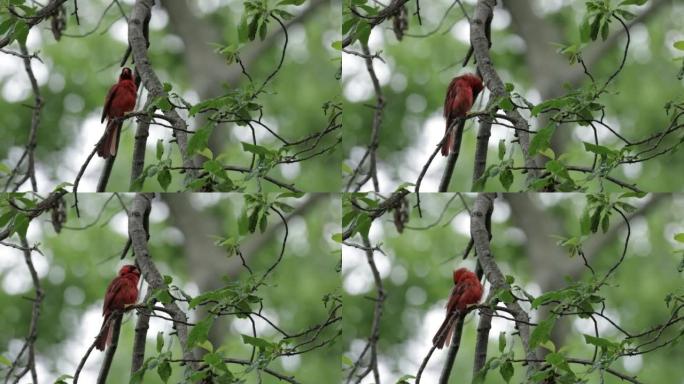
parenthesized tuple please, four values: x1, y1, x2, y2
(432, 267, 483, 349)
(98, 67, 137, 158)
(95, 264, 140, 351)
(441, 74, 484, 156)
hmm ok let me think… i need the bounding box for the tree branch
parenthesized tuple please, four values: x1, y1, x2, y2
(470, 0, 540, 182)
(128, 193, 200, 372)
(128, 0, 199, 184)
(470, 193, 539, 374)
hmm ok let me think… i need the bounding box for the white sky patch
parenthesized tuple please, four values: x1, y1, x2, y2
(665, 30, 684, 56)
(665, 222, 684, 247)
(573, 308, 621, 336)
(406, 93, 427, 113)
(449, 211, 470, 236)
(573, 114, 622, 143)
(2, 69, 31, 102)
(533, 0, 566, 15)
(161, 226, 185, 246)
(232, 117, 278, 143)
(622, 354, 643, 374)
(622, 162, 642, 180)
(406, 286, 427, 306)
(108, 19, 129, 44)
(322, 30, 338, 57)
(390, 72, 407, 92)
(342, 246, 391, 295)
(491, 8, 511, 30)
(288, 24, 310, 64)
(629, 24, 652, 63)
(492, 200, 511, 222)
(449, 19, 470, 44)
(189, 193, 224, 209)
(280, 354, 301, 372)
(279, 162, 300, 180)
(108, 211, 129, 237)
(161, 34, 185, 54)
(629, 217, 651, 256)
(367, 25, 385, 52)
(48, 72, 65, 92)
(232, 309, 280, 336)
(150, 7, 169, 30)
(390, 264, 408, 285)
(287, 216, 311, 255)
(196, 0, 222, 14)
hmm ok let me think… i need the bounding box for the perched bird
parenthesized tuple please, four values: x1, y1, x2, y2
(98, 67, 137, 158)
(95, 264, 140, 351)
(442, 74, 484, 156)
(432, 267, 483, 349)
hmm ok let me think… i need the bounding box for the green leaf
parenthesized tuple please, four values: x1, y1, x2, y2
(580, 15, 591, 43)
(545, 352, 572, 373)
(498, 332, 506, 352)
(331, 233, 343, 243)
(14, 21, 29, 45)
(498, 139, 506, 160)
(0, 355, 12, 366)
(331, 40, 342, 50)
(532, 290, 573, 309)
(157, 169, 171, 191)
(674, 233, 684, 243)
(187, 125, 212, 156)
(499, 360, 514, 383)
(156, 139, 164, 160)
(13, 213, 29, 239)
(157, 360, 171, 383)
(241, 142, 273, 157)
(163, 82, 173, 92)
(674, 41, 684, 51)
(590, 14, 602, 41)
(583, 334, 618, 349)
(530, 318, 556, 348)
(278, 0, 306, 5)
(238, 14, 249, 43)
(619, 0, 648, 6)
(356, 213, 372, 239)
(156, 332, 164, 353)
(601, 18, 610, 41)
(499, 168, 513, 191)
(546, 160, 572, 181)
(357, 22, 371, 45)
(188, 317, 214, 348)
(529, 125, 556, 156)
(258, 18, 268, 41)
(241, 334, 274, 349)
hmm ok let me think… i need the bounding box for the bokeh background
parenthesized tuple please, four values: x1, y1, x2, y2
(0, 0, 341, 192)
(342, 0, 684, 191)
(342, 193, 683, 383)
(1, 193, 341, 383)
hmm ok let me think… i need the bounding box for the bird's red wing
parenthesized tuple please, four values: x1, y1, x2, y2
(443, 80, 460, 119)
(102, 277, 127, 315)
(445, 281, 468, 312)
(101, 83, 118, 123)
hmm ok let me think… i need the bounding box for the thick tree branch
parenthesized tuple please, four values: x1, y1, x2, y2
(470, 0, 540, 182)
(128, 193, 199, 371)
(470, 193, 539, 373)
(128, 0, 199, 184)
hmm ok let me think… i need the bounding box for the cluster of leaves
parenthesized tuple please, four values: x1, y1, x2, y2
(217, 0, 304, 64)
(342, 0, 375, 47)
(472, 332, 516, 384)
(560, 0, 645, 62)
(0, 193, 33, 239)
(0, 0, 34, 46)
